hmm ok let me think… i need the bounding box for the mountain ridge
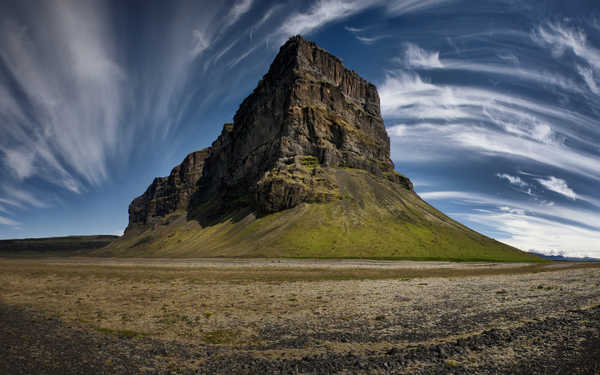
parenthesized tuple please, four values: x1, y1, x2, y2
(105, 36, 543, 262)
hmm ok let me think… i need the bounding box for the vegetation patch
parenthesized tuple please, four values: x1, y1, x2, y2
(203, 329, 239, 344)
(93, 326, 147, 339)
(301, 155, 320, 170)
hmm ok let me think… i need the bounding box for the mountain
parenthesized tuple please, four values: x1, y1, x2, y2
(104, 36, 543, 262)
(529, 252, 599, 262)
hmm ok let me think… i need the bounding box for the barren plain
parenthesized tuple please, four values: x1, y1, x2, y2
(1, 258, 599, 374)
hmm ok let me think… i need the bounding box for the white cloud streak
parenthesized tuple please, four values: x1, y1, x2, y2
(533, 22, 600, 94)
(0, 198, 23, 209)
(387, 121, 600, 181)
(403, 43, 443, 68)
(532, 22, 600, 70)
(420, 190, 600, 256)
(458, 210, 600, 258)
(345, 25, 389, 45)
(536, 176, 577, 200)
(276, 0, 453, 42)
(227, 45, 259, 68)
(381, 69, 600, 179)
(354, 34, 390, 45)
(386, 0, 456, 15)
(420, 190, 600, 231)
(577, 65, 599, 94)
(0, 0, 226, 198)
(190, 29, 211, 58)
(0, 185, 47, 210)
(251, 5, 282, 39)
(442, 61, 583, 94)
(496, 173, 528, 188)
(226, 0, 254, 29)
(0, 0, 124, 191)
(0, 216, 20, 226)
(459, 212, 600, 257)
(399, 42, 585, 94)
(278, 0, 374, 39)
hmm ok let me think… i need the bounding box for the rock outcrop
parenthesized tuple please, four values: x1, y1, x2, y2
(127, 35, 412, 230)
(128, 149, 209, 225)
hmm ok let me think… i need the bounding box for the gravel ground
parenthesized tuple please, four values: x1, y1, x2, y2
(0, 259, 599, 374)
(32, 257, 539, 269)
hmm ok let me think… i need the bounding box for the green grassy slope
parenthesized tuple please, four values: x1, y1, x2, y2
(104, 169, 544, 262)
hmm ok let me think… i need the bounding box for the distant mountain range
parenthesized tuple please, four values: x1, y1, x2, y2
(0, 235, 118, 254)
(529, 252, 599, 262)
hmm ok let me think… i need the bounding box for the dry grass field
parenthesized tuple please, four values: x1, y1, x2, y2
(1, 258, 599, 374)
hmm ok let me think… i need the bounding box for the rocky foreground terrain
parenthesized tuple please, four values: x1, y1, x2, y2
(1, 258, 599, 374)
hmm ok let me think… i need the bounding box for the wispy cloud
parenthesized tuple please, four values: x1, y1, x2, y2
(344, 26, 365, 33)
(0, 203, 12, 215)
(403, 43, 443, 68)
(0, 0, 226, 197)
(421, 190, 600, 256)
(536, 176, 577, 200)
(387, 121, 600, 181)
(496, 173, 528, 188)
(276, 0, 452, 42)
(225, 0, 254, 29)
(532, 22, 600, 94)
(456, 208, 600, 258)
(576, 64, 599, 94)
(420, 190, 600, 230)
(278, 0, 374, 40)
(0, 216, 20, 226)
(496, 173, 534, 196)
(386, 0, 456, 15)
(190, 29, 211, 58)
(381, 68, 600, 180)
(345, 25, 389, 45)
(2, 148, 35, 181)
(227, 45, 259, 68)
(0, 198, 23, 210)
(1, 186, 47, 208)
(0, 1, 124, 192)
(498, 206, 525, 215)
(356, 34, 389, 45)
(251, 5, 282, 39)
(398, 42, 584, 93)
(532, 22, 600, 69)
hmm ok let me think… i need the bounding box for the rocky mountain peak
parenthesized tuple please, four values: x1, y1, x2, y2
(127, 36, 412, 231)
(109, 36, 535, 264)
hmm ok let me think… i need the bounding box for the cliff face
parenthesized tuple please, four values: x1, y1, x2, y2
(128, 149, 209, 225)
(127, 35, 412, 230)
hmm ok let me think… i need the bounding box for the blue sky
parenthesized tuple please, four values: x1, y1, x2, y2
(0, 0, 599, 257)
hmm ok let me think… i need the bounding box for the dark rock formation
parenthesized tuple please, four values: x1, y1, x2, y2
(127, 35, 412, 231)
(129, 149, 209, 225)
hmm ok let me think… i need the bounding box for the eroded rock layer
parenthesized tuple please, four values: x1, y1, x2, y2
(128, 149, 209, 225)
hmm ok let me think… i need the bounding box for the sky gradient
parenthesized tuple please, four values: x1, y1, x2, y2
(0, 0, 599, 257)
